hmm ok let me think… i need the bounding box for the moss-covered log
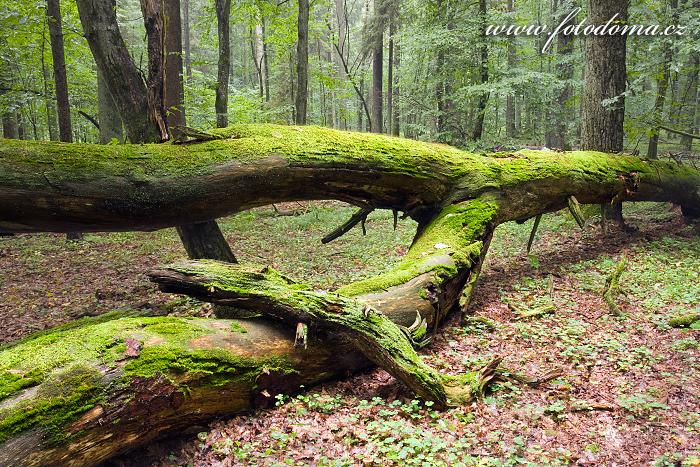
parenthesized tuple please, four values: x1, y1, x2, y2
(0, 124, 699, 465)
(147, 254, 497, 408)
(1, 124, 699, 234)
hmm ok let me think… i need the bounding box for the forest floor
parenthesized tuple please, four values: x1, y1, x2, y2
(0, 202, 699, 466)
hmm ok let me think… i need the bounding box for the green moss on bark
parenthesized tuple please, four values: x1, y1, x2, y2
(0, 365, 103, 444)
(338, 197, 498, 297)
(0, 313, 297, 444)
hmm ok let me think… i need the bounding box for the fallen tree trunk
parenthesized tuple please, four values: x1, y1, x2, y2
(0, 124, 699, 466)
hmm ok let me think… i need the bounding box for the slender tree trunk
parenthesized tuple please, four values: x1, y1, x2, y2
(680, 54, 699, 151)
(647, 0, 678, 159)
(371, 0, 384, 133)
(140, 0, 171, 141)
(295, 0, 309, 124)
(215, 0, 231, 128)
(435, 0, 446, 136)
(472, 0, 489, 140)
(41, 20, 59, 141)
(261, 20, 270, 103)
(46, 0, 72, 143)
(251, 27, 264, 100)
(164, 0, 186, 139)
(387, 19, 394, 135)
(392, 41, 400, 136)
(549, 0, 575, 150)
(97, 69, 124, 144)
(505, 0, 516, 138)
(334, 0, 349, 130)
(358, 76, 364, 130)
(183, 0, 192, 81)
(581, 0, 628, 153)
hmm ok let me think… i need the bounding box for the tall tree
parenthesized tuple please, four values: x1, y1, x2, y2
(680, 54, 699, 151)
(580, 0, 628, 153)
(505, 0, 516, 139)
(472, 0, 489, 140)
(77, 0, 236, 263)
(183, 0, 193, 81)
(370, 0, 385, 133)
(581, 0, 628, 226)
(164, 0, 186, 138)
(392, 40, 400, 136)
(215, 0, 231, 128)
(387, 18, 394, 133)
(647, 0, 678, 159)
(40, 20, 58, 142)
(547, 0, 576, 149)
(76, 0, 161, 143)
(140, 0, 170, 140)
(46, 0, 72, 143)
(97, 70, 124, 144)
(296, 0, 310, 124)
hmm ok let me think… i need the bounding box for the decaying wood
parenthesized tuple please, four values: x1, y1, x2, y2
(526, 214, 542, 254)
(148, 260, 494, 408)
(0, 124, 699, 466)
(322, 207, 373, 244)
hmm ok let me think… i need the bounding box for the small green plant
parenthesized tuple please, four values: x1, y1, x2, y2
(618, 391, 669, 419)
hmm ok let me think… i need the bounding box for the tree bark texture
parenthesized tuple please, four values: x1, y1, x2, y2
(139, 0, 170, 141)
(97, 70, 124, 144)
(580, 0, 628, 152)
(647, 0, 678, 159)
(164, 0, 186, 139)
(0, 124, 699, 465)
(75, 0, 161, 144)
(472, 0, 489, 140)
(183, 0, 193, 82)
(370, 0, 384, 133)
(46, 0, 72, 143)
(295, 0, 310, 124)
(215, 0, 231, 128)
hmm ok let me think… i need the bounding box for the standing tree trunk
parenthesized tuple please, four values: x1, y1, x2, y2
(334, 0, 349, 130)
(295, 0, 309, 124)
(97, 69, 124, 144)
(548, 0, 576, 150)
(392, 41, 400, 137)
(647, 0, 678, 159)
(387, 18, 394, 134)
(215, 0, 231, 128)
(164, 0, 186, 139)
(581, 0, 628, 225)
(505, 0, 516, 138)
(581, 0, 627, 152)
(262, 19, 271, 103)
(46, 0, 72, 143)
(78, 0, 235, 262)
(183, 0, 193, 82)
(76, 0, 161, 143)
(140, 0, 170, 141)
(472, 0, 489, 140)
(370, 0, 384, 133)
(48, 0, 82, 240)
(680, 54, 699, 151)
(41, 20, 59, 141)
